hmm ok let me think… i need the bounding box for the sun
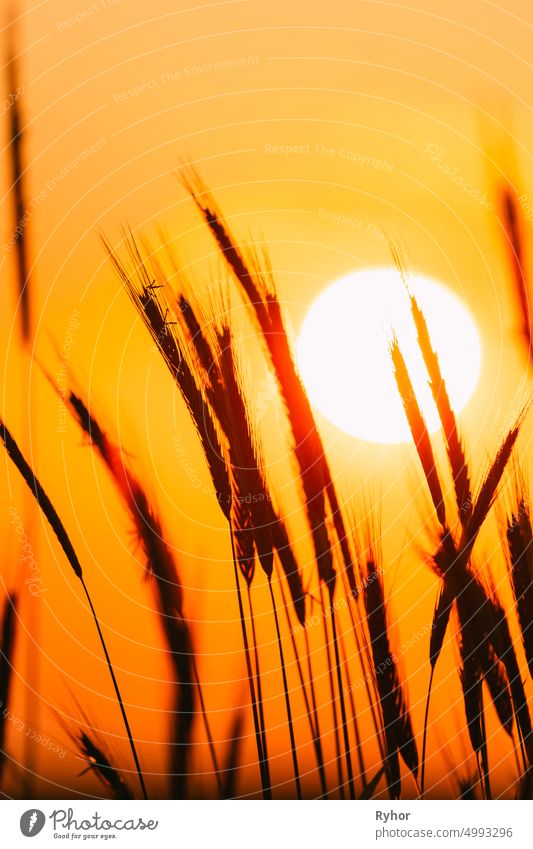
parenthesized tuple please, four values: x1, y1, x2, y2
(296, 268, 482, 445)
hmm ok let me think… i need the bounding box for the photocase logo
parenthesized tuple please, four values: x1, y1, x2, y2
(20, 809, 46, 837)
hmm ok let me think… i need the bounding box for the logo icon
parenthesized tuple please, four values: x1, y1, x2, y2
(20, 810, 46, 837)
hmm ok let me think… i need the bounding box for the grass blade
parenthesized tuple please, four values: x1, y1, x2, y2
(0, 593, 17, 784)
(0, 419, 147, 799)
(390, 337, 446, 528)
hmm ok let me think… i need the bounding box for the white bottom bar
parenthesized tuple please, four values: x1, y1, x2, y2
(2, 800, 530, 848)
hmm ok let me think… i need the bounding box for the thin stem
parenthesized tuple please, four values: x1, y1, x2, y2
(320, 584, 345, 798)
(330, 608, 355, 799)
(420, 665, 435, 797)
(303, 627, 328, 798)
(479, 697, 492, 801)
(268, 578, 302, 799)
(278, 580, 317, 738)
(247, 587, 270, 775)
(279, 577, 328, 797)
(341, 570, 386, 753)
(339, 626, 367, 791)
(230, 536, 271, 798)
(80, 579, 147, 800)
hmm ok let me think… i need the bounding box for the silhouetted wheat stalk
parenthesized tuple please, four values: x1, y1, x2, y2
(5, 40, 40, 794)
(105, 239, 277, 797)
(362, 554, 418, 799)
(5, 47, 30, 345)
(75, 732, 134, 800)
(499, 184, 533, 364)
(506, 481, 533, 679)
(0, 593, 17, 784)
(180, 168, 354, 596)
(56, 385, 222, 796)
(53, 701, 135, 800)
(0, 419, 147, 799)
(390, 281, 532, 796)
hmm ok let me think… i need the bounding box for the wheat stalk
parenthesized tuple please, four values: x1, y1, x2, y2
(362, 557, 418, 799)
(506, 494, 533, 679)
(0, 593, 17, 785)
(0, 419, 147, 799)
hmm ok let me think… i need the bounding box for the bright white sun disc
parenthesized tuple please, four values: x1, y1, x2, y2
(296, 269, 482, 445)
